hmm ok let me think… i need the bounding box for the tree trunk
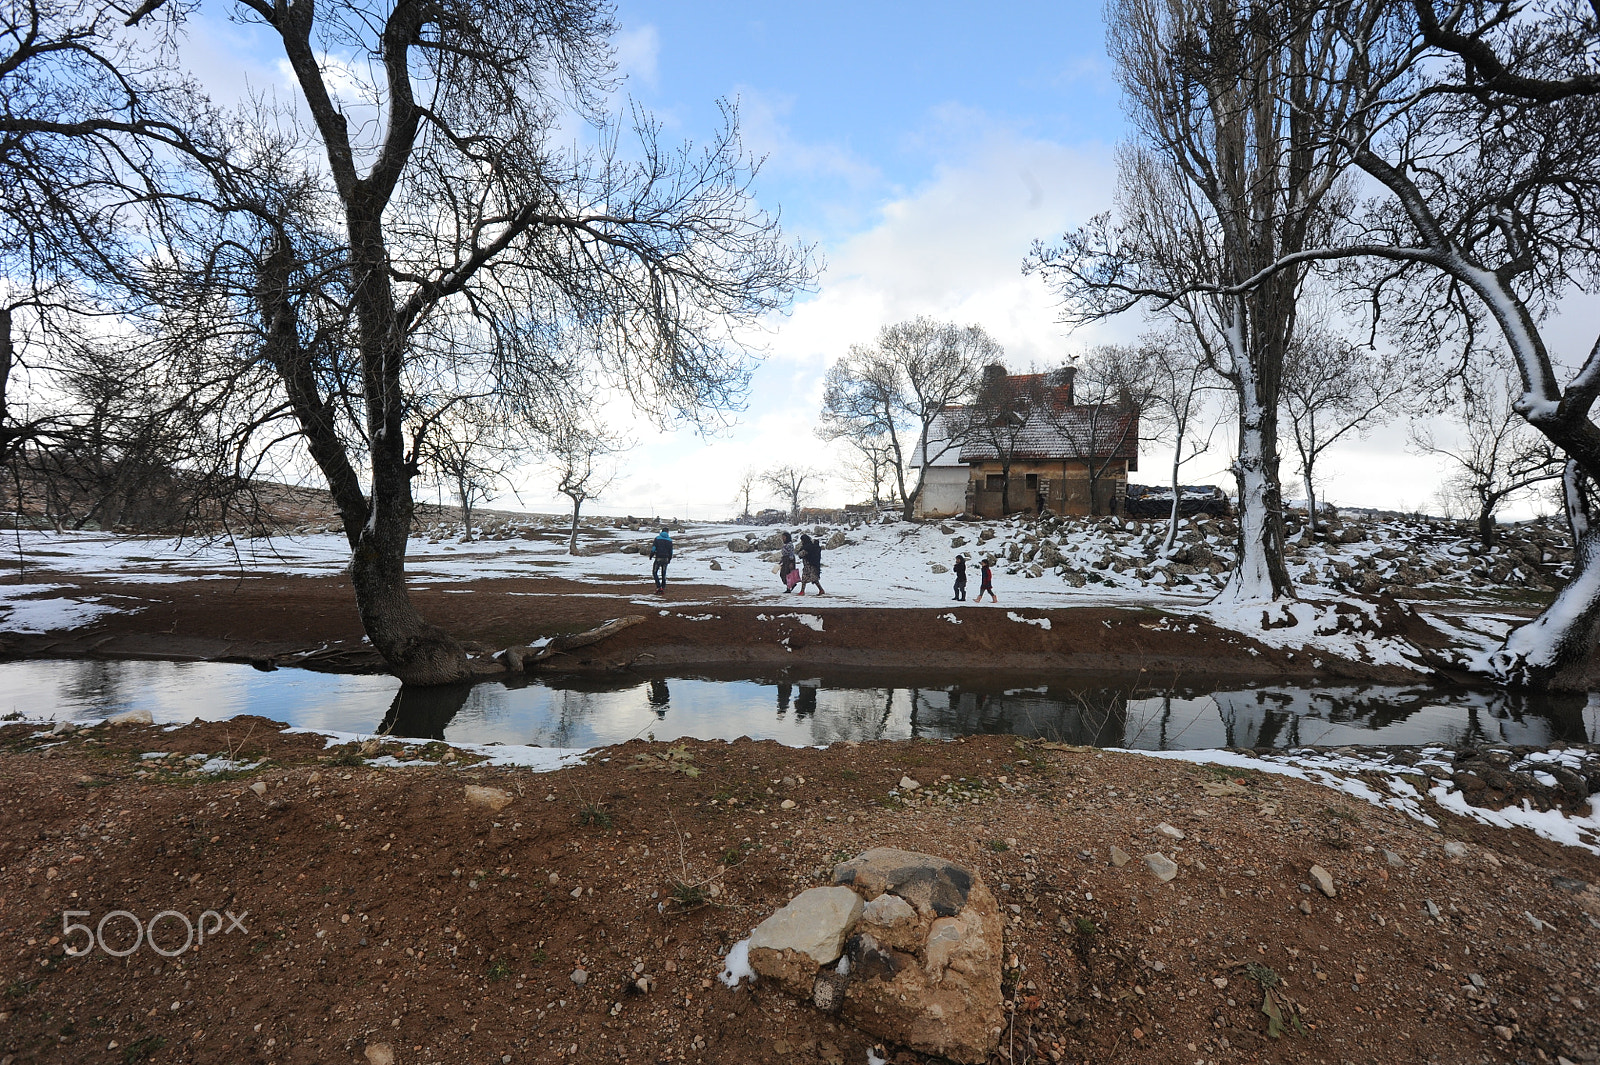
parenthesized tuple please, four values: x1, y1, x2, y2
(1477, 501, 1496, 552)
(1218, 418, 1294, 602)
(349, 532, 471, 685)
(257, 230, 470, 686)
(1163, 451, 1182, 557)
(1303, 471, 1317, 536)
(567, 496, 582, 554)
(1491, 466, 1600, 690)
(458, 475, 473, 541)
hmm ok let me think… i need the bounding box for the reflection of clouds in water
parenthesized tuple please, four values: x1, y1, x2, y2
(0, 659, 398, 728)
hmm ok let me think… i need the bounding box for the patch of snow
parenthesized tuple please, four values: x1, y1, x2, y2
(1007, 612, 1051, 630)
(777, 613, 824, 631)
(939, 613, 962, 624)
(719, 938, 755, 987)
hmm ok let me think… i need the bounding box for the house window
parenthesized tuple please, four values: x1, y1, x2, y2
(1024, 473, 1038, 490)
(985, 474, 1005, 492)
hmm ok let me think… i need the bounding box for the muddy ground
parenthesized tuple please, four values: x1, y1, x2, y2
(0, 567, 1473, 687)
(2, 720, 1599, 1065)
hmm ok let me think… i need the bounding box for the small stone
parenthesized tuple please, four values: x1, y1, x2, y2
(1468, 973, 1486, 989)
(1443, 841, 1468, 858)
(1384, 850, 1405, 868)
(1142, 853, 1178, 883)
(1212, 977, 1228, 989)
(364, 1044, 395, 1065)
(1493, 1025, 1513, 1042)
(1109, 846, 1131, 868)
(1298, 899, 1312, 915)
(1156, 822, 1186, 840)
(548, 872, 560, 885)
(249, 781, 267, 797)
(570, 887, 582, 900)
(1309, 865, 1336, 897)
(1424, 900, 1440, 919)
(464, 785, 513, 812)
(899, 776, 920, 791)
(780, 799, 796, 810)
(570, 969, 588, 986)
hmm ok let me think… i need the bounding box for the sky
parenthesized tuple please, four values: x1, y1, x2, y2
(180, 1, 1571, 524)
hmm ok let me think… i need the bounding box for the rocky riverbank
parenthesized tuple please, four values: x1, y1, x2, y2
(2, 717, 1598, 1064)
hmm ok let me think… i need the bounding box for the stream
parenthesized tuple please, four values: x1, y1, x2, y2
(1, 658, 1596, 751)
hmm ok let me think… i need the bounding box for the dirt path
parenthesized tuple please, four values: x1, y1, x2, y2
(2, 720, 1597, 1064)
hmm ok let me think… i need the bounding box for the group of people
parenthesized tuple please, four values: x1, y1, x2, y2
(951, 553, 996, 602)
(646, 526, 826, 596)
(649, 527, 997, 602)
(778, 531, 825, 595)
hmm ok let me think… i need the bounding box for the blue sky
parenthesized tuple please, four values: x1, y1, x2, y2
(182, 2, 1559, 522)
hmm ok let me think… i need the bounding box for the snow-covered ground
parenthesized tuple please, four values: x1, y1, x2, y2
(0, 510, 1567, 674)
(1137, 745, 1600, 857)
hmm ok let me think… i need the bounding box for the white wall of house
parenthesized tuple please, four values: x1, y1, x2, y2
(915, 466, 969, 518)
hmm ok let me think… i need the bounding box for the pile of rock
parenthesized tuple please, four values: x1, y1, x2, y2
(741, 848, 1004, 1063)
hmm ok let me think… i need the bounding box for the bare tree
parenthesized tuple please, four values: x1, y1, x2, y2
(1137, 331, 1225, 556)
(762, 465, 821, 521)
(1280, 326, 1407, 529)
(947, 364, 1047, 516)
(1042, 346, 1150, 516)
(416, 400, 533, 540)
(152, 0, 813, 683)
(835, 433, 901, 512)
(549, 422, 629, 555)
(818, 317, 1000, 520)
(1198, 2, 1600, 687)
(1412, 367, 1562, 552)
(1028, 0, 1388, 603)
(733, 468, 758, 520)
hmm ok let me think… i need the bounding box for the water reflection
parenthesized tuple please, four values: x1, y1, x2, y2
(0, 658, 1594, 752)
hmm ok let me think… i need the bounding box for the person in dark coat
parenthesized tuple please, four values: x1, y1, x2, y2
(648, 528, 673, 593)
(797, 533, 825, 596)
(952, 554, 967, 601)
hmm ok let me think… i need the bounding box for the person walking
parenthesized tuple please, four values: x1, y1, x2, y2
(977, 555, 997, 603)
(952, 553, 967, 601)
(797, 532, 825, 596)
(648, 527, 673, 594)
(779, 531, 798, 592)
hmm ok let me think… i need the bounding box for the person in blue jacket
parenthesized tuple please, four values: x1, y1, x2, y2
(648, 528, 673, 593)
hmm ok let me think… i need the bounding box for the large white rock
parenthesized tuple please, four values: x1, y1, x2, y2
(106, 709, 153, 726)
(748, 886, 864, 995)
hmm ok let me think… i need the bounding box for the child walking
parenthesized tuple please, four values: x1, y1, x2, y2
(952, 554, 967, 601)
(977, 556, 997, 603)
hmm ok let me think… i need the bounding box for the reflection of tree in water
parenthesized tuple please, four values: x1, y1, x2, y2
(908, 687, 1130, 746)
(802, 686, 900, 745)
(64, 659, 130, 719)
(379, 684, 473, 740)
(648, 681, 670, 718)
(795, 685, 817, 719)
(776, 684, 792, 715)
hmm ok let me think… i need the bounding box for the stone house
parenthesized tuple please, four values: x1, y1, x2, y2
(911, 373, 1140, 519)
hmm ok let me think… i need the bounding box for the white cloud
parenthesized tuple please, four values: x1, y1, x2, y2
(613, 24, 660, 92)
